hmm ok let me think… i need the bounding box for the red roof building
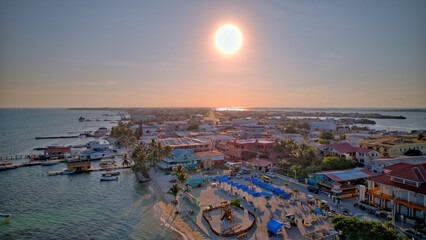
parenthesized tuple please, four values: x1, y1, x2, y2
(366, 163, 426, 221)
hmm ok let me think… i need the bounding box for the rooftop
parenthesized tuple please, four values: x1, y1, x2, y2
(157, 137, 209, 146)
(315, 167, 376, 182)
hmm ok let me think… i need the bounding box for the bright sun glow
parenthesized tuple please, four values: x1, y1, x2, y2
(214, 24, 243, 55)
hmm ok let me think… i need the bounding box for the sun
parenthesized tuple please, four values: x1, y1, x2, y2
(214, 24, 243, 55)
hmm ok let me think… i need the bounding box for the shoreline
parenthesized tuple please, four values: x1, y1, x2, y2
(148, 169, 206, 240)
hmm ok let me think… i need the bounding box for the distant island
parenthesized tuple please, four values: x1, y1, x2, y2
(283, 111, 406, 119)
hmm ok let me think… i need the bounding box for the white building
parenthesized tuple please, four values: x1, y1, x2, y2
(272, 133, 304, 144)
(309, 120, 337, 132)
(86, 139, 110, 151)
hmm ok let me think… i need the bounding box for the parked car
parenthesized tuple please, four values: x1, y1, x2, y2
(265, 172, 277, 178)
(307, 185, 319, 194)
(375, 210, 392, 220)
(402, 228, 426, 240)
(235, 173, 243, 179)
(262, 176, 272, 183)
(341, 208, 353, 216)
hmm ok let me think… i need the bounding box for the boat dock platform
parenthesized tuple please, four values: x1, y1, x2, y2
(48, 165, 132, 176)
(35, 135, 79, 140)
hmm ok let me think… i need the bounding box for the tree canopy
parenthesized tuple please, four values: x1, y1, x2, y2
(320, 131, 335, 140)
(330, 215, 402, 240)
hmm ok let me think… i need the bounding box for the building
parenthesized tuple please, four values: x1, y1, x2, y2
(240, 124, 266, 138)
(365, 163, 426, 222)
(308, 168, 376, 200)
(243, 158, 278, 172)
(326, 143, 357, 159)
(163, 121, 189, 132)
(66, 159, 91, 172)
(43, 146, 71, 158)
(359, 136, 426, 158)
(145, 137, 210, 153)
(158, 149, 201, 170)
(368, 155, 426, 174)
(354, 147, 381, 166)
(272, 133, 304, 144)
(86, 139, 110, 151)
(309, 120, 337, 132)
(195, 150, 225, 169)
(232, 119, 257, 127)
(226, 138, 275, 160)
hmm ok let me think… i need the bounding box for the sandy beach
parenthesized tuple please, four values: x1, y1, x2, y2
(149, 170, 207, 240)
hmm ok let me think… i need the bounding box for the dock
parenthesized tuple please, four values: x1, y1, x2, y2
(35, 135, 79, 140)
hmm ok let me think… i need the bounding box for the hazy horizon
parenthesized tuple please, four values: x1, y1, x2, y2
(1, 1, 425, 108)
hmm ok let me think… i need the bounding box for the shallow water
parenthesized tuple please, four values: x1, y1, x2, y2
(0, 162, 179, 239)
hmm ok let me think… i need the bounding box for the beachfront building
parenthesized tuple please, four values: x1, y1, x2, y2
(359, 136, 426, 158)
(308, 168, 376, 201)
(365, 163, 426, 222)
(225, 139, 275, 160)
(158, 149, 201, 170)
(325, 143, 357, 159)
(243, 158, 278, 172)
(195, 150, 225, 169)
(43, 146, 71, 158)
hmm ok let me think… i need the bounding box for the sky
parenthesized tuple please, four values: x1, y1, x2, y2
(1, 1, 425, 108)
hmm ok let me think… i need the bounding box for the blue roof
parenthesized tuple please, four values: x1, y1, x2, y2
(267, 218, 284, 235)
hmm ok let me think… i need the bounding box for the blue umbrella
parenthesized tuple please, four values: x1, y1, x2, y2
(224, 179, 231, 184)
(237, 184, 244, 190)
(244, 177, 251, 181)
(241, 186, 249, 192)
(248, 189, 257, 196)
(231, 181, 239, 187)
(261, 191, 273, 197)
(252, 192, 262, 198)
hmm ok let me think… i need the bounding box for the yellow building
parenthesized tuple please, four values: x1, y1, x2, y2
(359, 136, 426, 158)
(66, 159, 91, 172)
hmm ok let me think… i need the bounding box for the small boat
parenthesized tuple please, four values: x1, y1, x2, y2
(100, 175, 118, 181)
(41, 161, 60, 166)
(102, 171, 120, 176)
(61, 169, 76, 175)
(0, 161, 18, 171)
(48, 171, 62, 176)
(79, 116, 85, 122)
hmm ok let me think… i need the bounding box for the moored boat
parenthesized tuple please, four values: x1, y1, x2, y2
(102, 171, 120, 176)
(48, 171, 62, 176)
(61, 169, 76, 175)
(0, 161, 18, 171)
(100, 175, 118, 181)
(41, 161, 61, 166)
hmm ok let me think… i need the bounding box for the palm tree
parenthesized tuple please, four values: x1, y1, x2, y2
(122, 153, 130, 168)
(151, 139, 174, 172)
(283, 182, 290, 190)
(172, 164, 188, 186)
(167, 183, 183, 205)
(290, 165, 302, 179)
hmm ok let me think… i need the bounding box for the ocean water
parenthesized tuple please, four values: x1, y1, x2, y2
(250, 108, 426, 132)
(0, 109, 178, 240)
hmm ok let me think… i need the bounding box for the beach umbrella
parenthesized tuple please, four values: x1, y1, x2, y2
(252, 192, 262, 198)
(231, 181, 239, 187)
(241, 186, 249, 192)
(237, 184, 245, 190)
(244, 177, 251, 181)
(261, 191, 273, 198)
(248, 189, 257, 196)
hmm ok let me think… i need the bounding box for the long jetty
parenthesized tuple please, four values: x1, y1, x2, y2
(35, 135, 79, 140)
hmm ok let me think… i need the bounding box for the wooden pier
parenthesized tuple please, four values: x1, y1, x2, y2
(35, 135, 79, 140)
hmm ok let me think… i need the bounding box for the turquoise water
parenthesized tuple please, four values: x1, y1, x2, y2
(0, 109, 178, 240)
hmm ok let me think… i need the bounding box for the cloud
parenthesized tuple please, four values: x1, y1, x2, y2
(74, 80, 120, 86)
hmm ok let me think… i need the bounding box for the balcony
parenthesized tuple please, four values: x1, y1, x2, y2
(395, 198, 426, 211)
(368, 188, 393, 201)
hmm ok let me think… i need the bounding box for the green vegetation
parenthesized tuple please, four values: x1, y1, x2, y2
(168, 183, 183, 204)
(330, 215, 402, 240)
(172, 164, 188, 187)
(230, 198, 241, 207)
(318, 139, 330, 144)
(110, 122, 138, 150)
(186, 124, 199, 131)
(284, 126, 298, 134)
(320, 131, 335, 140)
(321, 157, 356, 171)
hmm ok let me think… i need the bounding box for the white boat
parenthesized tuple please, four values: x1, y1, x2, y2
(100, 175, 118, 181)
(61, 169, 76, 175)
(102, 171, 120, 176)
